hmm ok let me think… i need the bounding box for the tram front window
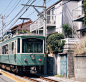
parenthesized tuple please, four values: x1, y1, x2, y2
(22, 38, 43, 53)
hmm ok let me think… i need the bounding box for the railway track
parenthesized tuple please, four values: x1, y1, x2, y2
(23, 76, 59, 82)
(0, 69, 59, 82)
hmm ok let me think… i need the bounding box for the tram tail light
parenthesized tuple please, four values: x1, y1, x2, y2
(39, 59, 41, 61)
(24, 59, 27, 62)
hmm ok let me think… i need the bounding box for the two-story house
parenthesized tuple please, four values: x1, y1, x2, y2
(30, 0, 81, 37)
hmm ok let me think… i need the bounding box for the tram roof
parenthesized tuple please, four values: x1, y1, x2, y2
(0, 33, 45, 46)
(13, 33, 45, 38)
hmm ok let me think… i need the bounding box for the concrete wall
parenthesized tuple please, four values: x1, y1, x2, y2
(67, 50, 74, 77)
(47, 54, 60, 75)
(74, 55, 86, 82)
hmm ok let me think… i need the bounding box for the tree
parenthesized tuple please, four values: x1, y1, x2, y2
(82, 0, 86, 25)
(47, 33, 65, 54)
(62, 24, 72, 38)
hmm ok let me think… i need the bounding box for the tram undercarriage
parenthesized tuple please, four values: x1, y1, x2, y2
(0, 63, 43, 75)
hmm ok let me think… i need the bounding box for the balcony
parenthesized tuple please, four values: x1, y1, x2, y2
(30, 15, 56, 32)
(72, 5, 84, 21)
(30, 19, 38, 32)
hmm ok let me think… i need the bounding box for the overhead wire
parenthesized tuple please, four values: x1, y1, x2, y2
(1, 0, 14, 14)
(1, 0, 71, 35)
(0, 0, 31, 33)
(1, 0, 50, 32)
(3, 0, 36, 35)
(26, 0, 52, 17)
(4, 0, 26, 26)
(6, 0, 22, 18)
(21, 0, 71, 30)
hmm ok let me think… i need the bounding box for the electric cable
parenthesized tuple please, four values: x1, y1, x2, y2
(1, 0, 14, 14)
(0, 0, 71, 35)
(3, 0, 36, 35)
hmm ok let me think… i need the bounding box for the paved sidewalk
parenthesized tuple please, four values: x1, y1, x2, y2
(0, 73, 15, 82)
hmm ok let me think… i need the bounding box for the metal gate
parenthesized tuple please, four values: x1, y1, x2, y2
(60, 54, 67, 77)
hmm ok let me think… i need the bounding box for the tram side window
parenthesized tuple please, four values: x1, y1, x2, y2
(2, 44, 8, 54)
(12, 42, 14, 54)
(17, 38, 20, 53)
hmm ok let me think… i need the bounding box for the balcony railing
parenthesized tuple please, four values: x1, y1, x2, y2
(30, 19, 38, 32)
(72, 5, 84, 21)
(30, 15, 56, 32)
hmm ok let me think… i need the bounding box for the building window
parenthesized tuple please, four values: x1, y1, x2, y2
(52, 7, 55, 15)
(47, 10, 50, 15)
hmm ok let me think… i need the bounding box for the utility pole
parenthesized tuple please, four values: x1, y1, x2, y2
(2, 16, 3, 39)
(43, 0, 47, 75)
(0, 15, 5, 39)
(0, 15, 7, 39)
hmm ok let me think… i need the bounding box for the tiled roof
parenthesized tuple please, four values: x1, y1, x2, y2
(10, 20, 32, 30)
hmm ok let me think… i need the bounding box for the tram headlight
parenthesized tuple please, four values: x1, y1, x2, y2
(39, 59, 41, 61)
(24, 59, 27, 62)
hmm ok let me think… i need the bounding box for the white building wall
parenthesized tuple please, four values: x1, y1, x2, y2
(55, 1, 63, 33)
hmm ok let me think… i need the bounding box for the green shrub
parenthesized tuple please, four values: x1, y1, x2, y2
(62, 24, 72, 38)
(47, 33, 65, 54)
(82, 0, 86, 25)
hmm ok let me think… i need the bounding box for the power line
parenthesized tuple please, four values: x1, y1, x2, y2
(3, 0, 26, 25)
(26, 0, 52, 17)
(3, 0, 36, 35)
(6, 0, 22, 18)
(0, 0, 71, 35)
(5, 0, 20, 15)
(0, 0, 31, 33)
(3, 0, 32, 28)
(0, 0, 51, 33)
(1, 0, 14, 14)
(22, 0, 71, 31)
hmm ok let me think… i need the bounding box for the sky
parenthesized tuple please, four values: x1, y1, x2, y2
(0, 0, 58, 36)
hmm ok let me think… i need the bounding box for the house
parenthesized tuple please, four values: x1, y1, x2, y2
(30, 0, 81, 37)
(10, 20, 32, 35)
(30, 0, 81, 78)
(72, 0, 86, 37)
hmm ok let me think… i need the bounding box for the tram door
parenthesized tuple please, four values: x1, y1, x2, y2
(60, 54, 67, 77)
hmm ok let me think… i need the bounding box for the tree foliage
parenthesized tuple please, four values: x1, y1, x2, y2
(82, 0, 86, 25)
(47, 33, 65, 54)
(62, 24, 72, 38)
